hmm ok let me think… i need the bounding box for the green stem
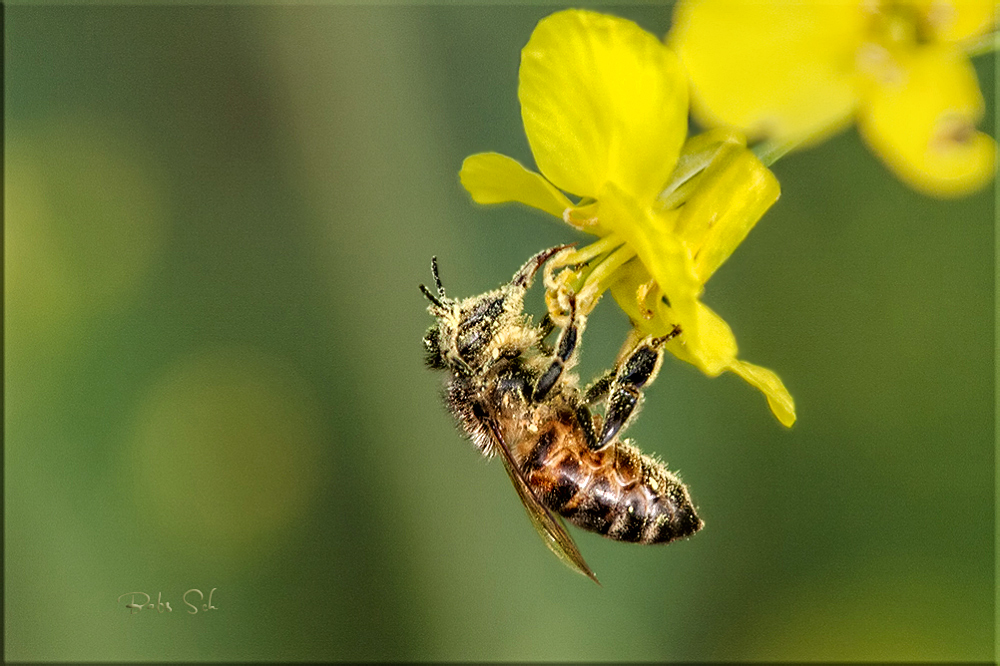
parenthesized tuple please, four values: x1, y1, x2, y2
(963, 30, 999, 59)
(752, 137, 802, 167)
(577, 244, 637, 311)
(551, 233, 623, 268)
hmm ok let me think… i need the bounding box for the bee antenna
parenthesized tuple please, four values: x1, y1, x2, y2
(430, 256, 446, 299)
(419, 283, 445, 309)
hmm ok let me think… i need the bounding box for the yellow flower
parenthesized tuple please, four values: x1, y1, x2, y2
(669, 0, 996, 198)
(460, 9, 796, 426)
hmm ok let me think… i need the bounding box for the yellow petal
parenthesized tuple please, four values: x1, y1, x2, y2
(919, 0, 996, 43)
(858, 44, 996, 197)
(671, 301, 797, 426)
(670, 135, 780, 284)
(659, 127, 747, 204)
(520, 9, 688, 202)
(729, 359, 797, 427)
(608, 259, 679, 335)
(599, 183, 702, 345)
(666, 300, 737, 377)
(607, 258, 724, 376)
(610, 265, 795, 426)
(670, 0, 863, 144)
(459, 152, 573, 218)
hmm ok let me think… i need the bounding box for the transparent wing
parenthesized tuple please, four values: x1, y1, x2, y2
(483, 416, 600, 585)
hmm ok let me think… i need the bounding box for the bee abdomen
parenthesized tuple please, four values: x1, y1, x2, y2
(523, 430, 703, 545)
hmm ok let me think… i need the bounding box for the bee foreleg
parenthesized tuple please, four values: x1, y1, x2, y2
(531, 296, 582, 403)
(596, 326, 680, 448)
(535, 313, 556, 355)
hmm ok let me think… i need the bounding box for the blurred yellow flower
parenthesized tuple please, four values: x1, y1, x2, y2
(460, 9, 795, 426)
(670, 0, 996, 197)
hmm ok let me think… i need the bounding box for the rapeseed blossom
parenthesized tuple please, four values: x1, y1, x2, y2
(670, 0, 996, 197)
(460, 9, 796, 426)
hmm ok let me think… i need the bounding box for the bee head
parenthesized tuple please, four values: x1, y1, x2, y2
(420, 261, 508, 372)
(420, 246, 568, 373)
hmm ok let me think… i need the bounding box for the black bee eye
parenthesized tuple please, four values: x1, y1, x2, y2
(463, 295, 504, 327)
(456, 327, 485, 360)
(423, 327, 447, 370)
(456, 295, 504, 360)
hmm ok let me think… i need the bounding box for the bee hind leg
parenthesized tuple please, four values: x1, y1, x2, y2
(596, 326, 681, 449)
(574, 404, 601, 451)
(531, 295, 582, 403)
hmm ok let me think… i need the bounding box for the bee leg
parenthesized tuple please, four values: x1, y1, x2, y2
(535, 313, 556, 355)
(532, 296, 581, 403)
(575, 404, 600, 451)
(596, 326, 681, 449)
(583, 370, 615, 406)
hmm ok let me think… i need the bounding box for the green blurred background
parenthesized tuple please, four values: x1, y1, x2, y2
(5, 4, 994, 662)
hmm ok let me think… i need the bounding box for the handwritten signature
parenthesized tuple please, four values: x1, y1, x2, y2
(118, 588, 218, 615)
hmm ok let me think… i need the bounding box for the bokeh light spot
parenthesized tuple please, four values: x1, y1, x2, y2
(5, 115, 167, 348)
(129, 348, 324, 564)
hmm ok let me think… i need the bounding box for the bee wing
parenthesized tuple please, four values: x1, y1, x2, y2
(483, 417, 600, 585)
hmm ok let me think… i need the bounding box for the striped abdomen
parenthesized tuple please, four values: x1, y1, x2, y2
(517, 414, 703, 545)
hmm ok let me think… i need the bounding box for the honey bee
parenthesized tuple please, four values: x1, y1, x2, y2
(420, 246, 702, 583)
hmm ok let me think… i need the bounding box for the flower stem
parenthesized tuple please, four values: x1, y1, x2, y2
(963, 30, 999, 58)
(551, 233, 623, 268)
(752, 137, 802, 167)
(577, 244, 636, 313)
